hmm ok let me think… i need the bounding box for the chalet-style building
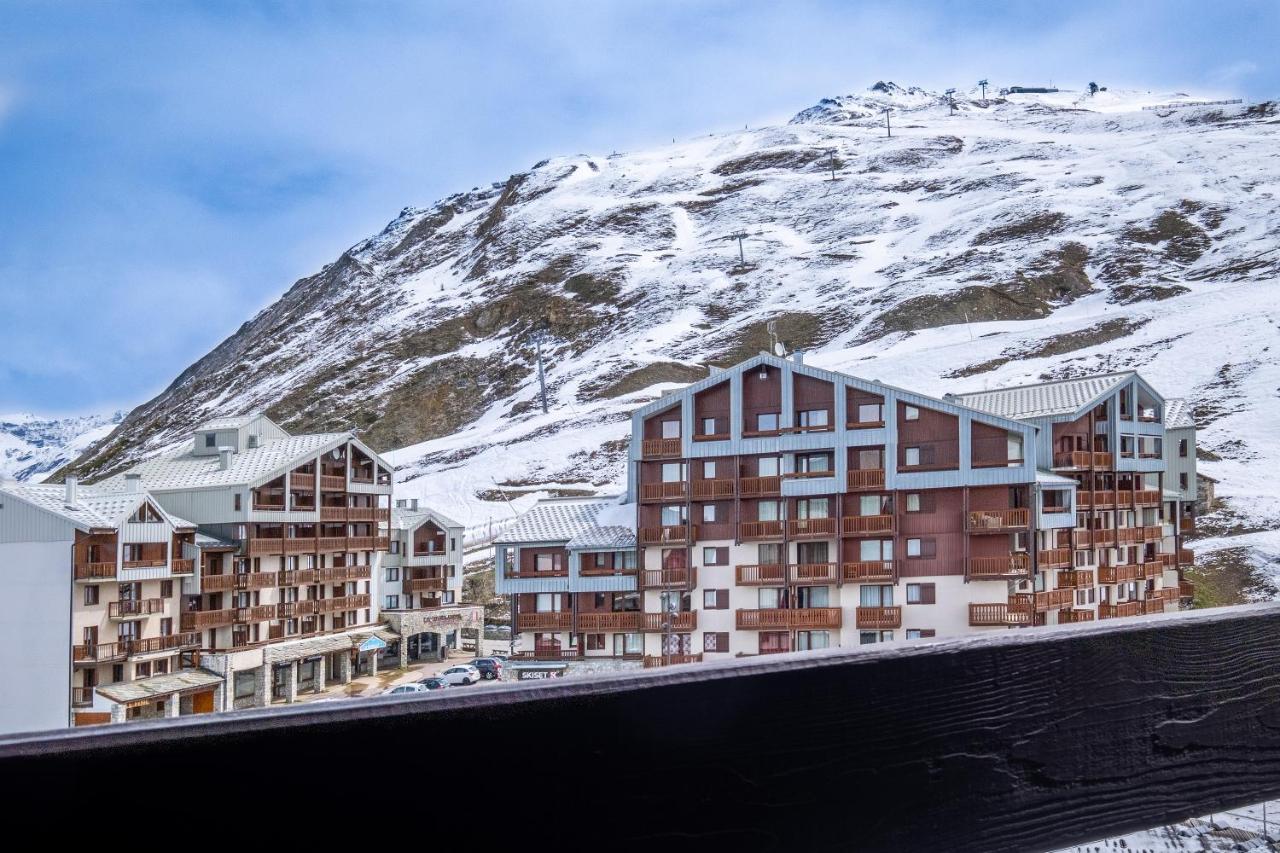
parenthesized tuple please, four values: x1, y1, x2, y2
(496, 354, 1197, 667)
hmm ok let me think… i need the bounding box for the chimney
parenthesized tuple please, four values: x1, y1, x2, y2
(124, 473, 142, 493)
(792, 351, 805, 365)
(218, 447, 234, 470)
(64, 475, 78, 507)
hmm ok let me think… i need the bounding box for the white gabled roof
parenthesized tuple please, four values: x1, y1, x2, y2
(392, 506, 463, 532)
(953, 373, 1134, 420)
(1165, 398, 1195, 429)
(0, 482, 169, 532)
(94, 432, 351, 492)
(566, 526, 636, 551)
(196, 414, 259, 432)
(1036, 470, 1078, 487)
(495, 496, 622, 544)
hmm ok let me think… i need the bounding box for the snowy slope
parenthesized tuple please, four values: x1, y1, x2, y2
(63, 82, 1279, 569)
(0, 412, 122, 482)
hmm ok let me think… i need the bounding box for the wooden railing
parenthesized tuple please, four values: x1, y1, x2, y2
(171, 558, 195, 574)
(1060, 608, 1096, 623)
(1098, 564, 1141, 584)
(201, 573, 236, 592)
(642, 653, 703, 668)
(638, 525, 694, 544)
(737, 608, 843, 630)
(854, 606, 901, 630)
(71, 687, 94, 707)
(640, 612, 698, 632)
(515, 612, 573, 631)
(319, 506, 347, 521)
(1038, 548, 1071, 569)
(846, 469, 885, 490)
(1180, 579, 1196, 598)
(735, 564, 785, 585)
(1029, 589, 1074, 611)
(1099, 601, 1142, 619)
(639, 567, 696, 589)
(29, 604, 1280, 851)
(505, 566, 569, 579)
(842, 514, 893, 535)
(406, 577, 447, 593)
(967, 508, 1029, 530)
(319, 475, 346, 491)
(792, 563, 839, 583)
(108, 598, 164, 619)
(842, 561, 895, 582)
(739, 520, 783, 539)
(968, 554, 1031, 578)
(739, 476, 781, 496)
(1179, 548, 1194, 565)
(640, 481, 688, 502)
(968, 603, 1010, 627)
(1058, 569, 1095, 588)
(180, 609, 236, 630)
(1135, 489, 1162, 505)
(640, 438, 682, 459)
(1053, 450, 1113, 468)
(692, 479, 735, 499)
(1077, 490, 1115, 508)
(787, 517, 836, 538)
(290, 472, 315, 490)
(73, 561, 117, 581)
(577, 612, 643, 631)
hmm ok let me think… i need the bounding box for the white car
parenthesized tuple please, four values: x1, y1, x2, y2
(385, 683, 430, 695)
(440, 664, 481, 686)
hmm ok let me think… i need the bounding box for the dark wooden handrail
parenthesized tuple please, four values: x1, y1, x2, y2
(8, 604, 1280, 851)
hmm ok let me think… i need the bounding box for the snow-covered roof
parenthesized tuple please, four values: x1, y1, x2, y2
(1165, 398, 1195, 429)
(495, 496, 622, 544)
(96, 668, 224, 704)
(95, 432, 352, 492)
(566, 526, 636, 551)
(1036, 470, 1077, 487)
(953, 373, 1134, 420)
(196, 415, 259, 432)
(392, 506, 463, 531)
(0, 481, 166, 531)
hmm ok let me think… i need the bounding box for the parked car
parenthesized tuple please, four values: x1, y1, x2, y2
(418, 677, 449, 691)
(385, 683, 430, 695)
(441, 664, 481, 686)
(469, 657, 504, 680)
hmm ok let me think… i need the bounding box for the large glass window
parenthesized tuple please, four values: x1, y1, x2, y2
(857, 403, 883, 424)
(757, 501, 781, 521)
(661, 420, 680, 439)
(757, 412, 779, 432)
(859, 539, 893, 561)
(860, 585, 893, 606)
(758, 457, 781, 477)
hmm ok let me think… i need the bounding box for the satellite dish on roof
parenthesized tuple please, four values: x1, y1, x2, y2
(330, 449, 342, 460)
(773, 341, 786, 357)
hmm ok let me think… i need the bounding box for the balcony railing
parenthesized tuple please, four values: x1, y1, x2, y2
(576, 612, 643, 631)
(73, 632, 199, 662)
(639, 567, 696, 589)
(841, 514, 894, 535)
(791, 563, 839, 584)
(1053, 450, 1113, 469)
(180, 609, 236, 630)
(201, 573, 236, 592)
(1099, 601, 1142, 619)
(1038, 548, 1072, 569)
(506, 566, 569, 579)
(1057, 569, 1095, 588)
(967, 508, 1029, 530)
(108, 598, 164, 619)
(1180, 579, 1196, 599)
(968, 603, 1013, 627)
(739, 476, 781, 496)
(854, 606, 901, 630)
(846, 469, 885, 490)
(319, 475, 346, 491)
(71, 687, 94, 707)
(638, 525, 695, 545)
(515, 612, 574, 631)
(842, 561, 895, 582)
(641, 438, 682, 459)
(171, 558, 195, 575)
(1076, 490, 1115, 508)
(1135, 490, 1162, 505)
(1179, 548, 1194, 566)
(1098, 564, 1141, 584)
(737, 608, 843, 630)
(290, 472, 315, 491)
(787, 517, 836, 538)
(1059, 608, 1096, 623)
(640, 612, 698, 632)
(406, 577, 447, 594)
(74, 561, 117, 581)
(735, 564, 784, 585)
(642, 653, 704, 668)
(640, 481, 688, 502)
(692, 479, 735, 499)
(968, 554, 1031, 579)
(739, 520, 783, 539)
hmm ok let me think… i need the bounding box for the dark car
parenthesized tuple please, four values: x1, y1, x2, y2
(469, 657, 504, 680)
(418, 676, 449, 690)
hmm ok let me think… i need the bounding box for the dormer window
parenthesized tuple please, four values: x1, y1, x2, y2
(247, 435, 259, 449)
(204, 433, 216, 448)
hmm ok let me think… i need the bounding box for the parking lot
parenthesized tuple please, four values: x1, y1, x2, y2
(292, 650, 508, 704)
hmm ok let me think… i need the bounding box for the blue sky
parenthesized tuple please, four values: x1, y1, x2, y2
(1, 0, 1276, 415)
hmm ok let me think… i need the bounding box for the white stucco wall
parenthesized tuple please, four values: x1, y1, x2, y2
(0, 540, 72, 734)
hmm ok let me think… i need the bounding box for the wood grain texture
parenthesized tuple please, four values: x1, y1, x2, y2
(6, 604, 1280, 850)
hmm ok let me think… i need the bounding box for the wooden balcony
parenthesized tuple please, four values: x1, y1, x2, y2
(639, 567, 696, 589)
(122, 559, 166, 569)
(1179, 548, 1194, 566)
(1139, 599, 1168, 615)
(74, 561, 117, 581)
(1180, 517, 1196, 533)
(968, 603, 1013, 627)
(171, 558, 195, 575)
(788, 517, 836, 538)
(641, 438, 682, 459)
(1077, 491, 1115, 508)
(319, 475, 346, 491)
(1179, 579, 1196, 599)
(511, 647, 583, 661)
(1098, 564, 1141, 584)
(1099, 601, 1141, 620)
(967, 508, 1029, 531)
(854, 606, 901, 630)
(1053, 450, 1113, 469)
(181, 609, 236, 630)
(319, 506, 347, 521)
(642, 653, 704, 668)
(346, 536, 377, 550)
(692, 479, 735, 499)
(1057, 569, 1095, 588)
(317, 564, 371, 583)
(290, 472, 315, 491)
(638, 525, 695, 545)
(640, 612, 698, 632)
(577, 612, 643, 631)
(739, 476, 781, 497)
(515, 612, 574, 631)
(791, 563, 839, 584)
(846, 469, 885, 491)
(71, 687, 94, 707)
(1138, 561, 1165, 580)
(201, 573, 236, 592)
(314, 594, 370, 614)
(640, 481, 689, 502)
(842, 561, 895, 583)
(1135, 490, 1162, 506)
(72, 642, 128, 663)
(505, 566, 569, 579)
(737, 608, 843, 630)
(841, 514, 894, 535)
(406, 577, 447, 594)
(1059, 608, 1096, 623)
(108, 598, 164, 619)
(246, 538, 284, 556)
(235, 605, 277, 623)
(317, 536, 347, 552)
(736, 564, 785, 585)
(968, 554, 1031, 579)
(1025, 589, 1073, 612)
(739, 520, 783, 540)
(1038, 548, 1071, 569)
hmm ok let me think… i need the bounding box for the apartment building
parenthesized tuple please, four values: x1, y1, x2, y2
(380, 499, 482, 664)
(496, 353, 1196, 667)
(0, 475, 206, 732)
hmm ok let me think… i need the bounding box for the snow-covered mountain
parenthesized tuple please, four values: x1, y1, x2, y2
(1, 412, 123, 482)
(62, 82, 1280, 566)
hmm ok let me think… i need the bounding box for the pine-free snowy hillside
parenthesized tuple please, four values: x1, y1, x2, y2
(1, 412, 122, 482)
(64, 82, 1280, 571)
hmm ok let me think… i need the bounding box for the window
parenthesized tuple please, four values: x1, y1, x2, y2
(856, 403, 883, 424)
(859, 539, 893, 561)
(390, 541, 400, 555)
(586, 633, 605, 651)
(701, 418, 718, 436)
(160, 618, 172, 636)
(135, 661, 151, 678)
(83, 586, 99, 606)
(906, 583, 936, 604)
(234, 493, 242, 512)
(661, 420, 680, 439)
(1179, 438, 1188, 458)
(758, 588, 784, 609)
(860, 585, 893, 607)
(385, 567, 400, 582)
(758, 456, 780, 477)
(757, 501, 781, 522)
(795, 586, 829, 608)
(535, 593, 563, 613)
(859, 495, 887, 516)
(614, 633, 643, 656)
(905, 538, 936, 558)
(795, 631, 830, 650)
(905, 447, 921, 466)
(660, 505, 686, 526)
(796, 498, 829, 519)
(1180, 473, 1189, 490)
(205, 433, 216, 448)
(907, 538, 921, 557)
(703, 589, 729, 609)
(703, 460, 716, 479)
(111, 664, 124, 683)
(702, 504, 717, 523)
(758, 543, 783, 564)
(904, 492, 933, 513)
(796, 453, 831, 475)
(534, 553, 561, 573)
(797, 409, 829, 429)
(756, 412, 779, 432)
(234, 670, 255, 700)
(702, 547, 728, 566)
(384, 595, 400, 610)
(906, 629, 936, 639)
(904, 405, 920, 421)
(155, 659, 169, 675)
(160, 580, 173, 597)
(704, 632, 729, 653)
(857, 449, 882, 470)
